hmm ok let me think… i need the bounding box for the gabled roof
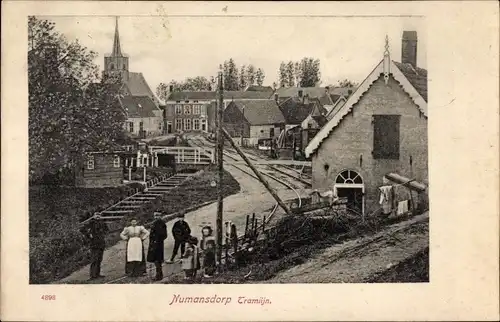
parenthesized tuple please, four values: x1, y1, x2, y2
(166, 90, 273, 101)
(126, 72, 157, 100)
(318, 93, 335, 106)
(245, 85, 274, 92)
(393, 62, 428, 102)
(312, 115, 328, 127)
(227, 99, 285, 125)
(305, 59, 428, 158)
(279, 97, 319, 124)
(276, 87, 328, 99)
(325, 96, 347, 119)
(119, 95, 159, 118)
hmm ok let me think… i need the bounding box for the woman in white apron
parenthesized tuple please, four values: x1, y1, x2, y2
(120, 219, 149, 277)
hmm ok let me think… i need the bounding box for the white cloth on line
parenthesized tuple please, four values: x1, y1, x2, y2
(127, 237, 143, 262)
(397, 200, 409, 215)
(379, 185, 393, 214)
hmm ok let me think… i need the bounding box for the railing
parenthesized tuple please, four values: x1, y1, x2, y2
(148, 146, 215, 164)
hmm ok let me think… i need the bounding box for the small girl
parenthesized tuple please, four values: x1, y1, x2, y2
(203, 239, 217, 278)
(181, 236, 200, 281)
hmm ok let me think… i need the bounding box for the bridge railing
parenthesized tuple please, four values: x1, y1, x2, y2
(148, 146, 215, 164)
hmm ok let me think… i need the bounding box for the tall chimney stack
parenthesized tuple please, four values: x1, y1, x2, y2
(401, 31, 418, 67)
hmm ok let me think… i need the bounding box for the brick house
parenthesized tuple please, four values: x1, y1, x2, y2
(305, 31, 428, 215)
(223, 99, 286, 146)
(164, 90, 273, 134)
(119, 95, 163, 138)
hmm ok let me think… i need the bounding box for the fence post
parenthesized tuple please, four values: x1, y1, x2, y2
(244, 214, 249, 239)
(251, 213, 256, 238)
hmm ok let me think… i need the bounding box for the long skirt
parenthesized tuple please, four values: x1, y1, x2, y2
(125, 237, 146, 277)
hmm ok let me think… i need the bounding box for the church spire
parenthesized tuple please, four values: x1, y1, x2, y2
(112, 16, 122, 57)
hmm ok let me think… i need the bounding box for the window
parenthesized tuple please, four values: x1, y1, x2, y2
(336, 170, 363, 184)
(175, 119, 183, 131)
(139, 121, 144, 133)
(128, 122, 134, 133)
(87, 155, 95, 170)
(158, 120, 162, 130)
(194, 100, 199, 103)
(109, 63, 114, 70)
(193, 105, 200, 115)
(185, 100, 189, 103)
(175, 105, 182, 114)
(184, 105, 191, 114)
(373, 115, 400, 159)
(201, 105, 206, 115)
(193, 119, 200, 130)
(184, 118, 192, 131)
(113, 155, 120, 168)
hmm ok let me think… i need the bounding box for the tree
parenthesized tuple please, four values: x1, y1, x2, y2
(294, 61, 301, 87)
(255, 68, 265, 86)
(246, 64, 256, 85)
(238, 65, 247, 90)
(278, 62, 287, 87)
(286, 61, 295, 87)
(222, 58, 239, 91)
(297, 57, 321, 87)
(28, 16, 126, 183)
(337, 79, 358, 88)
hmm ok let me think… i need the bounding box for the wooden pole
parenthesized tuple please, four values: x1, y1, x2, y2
(244, 214, 249, 239)
(215, 72, 224, 271)
(221, 128, 293, 216)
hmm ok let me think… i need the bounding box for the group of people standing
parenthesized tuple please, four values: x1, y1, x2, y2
(81, 212, 217, 282)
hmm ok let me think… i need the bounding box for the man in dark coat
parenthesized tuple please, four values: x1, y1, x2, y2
(166, 214, 191, 263)
(81, 213, 108, 280)
(147, 212, 168, 280)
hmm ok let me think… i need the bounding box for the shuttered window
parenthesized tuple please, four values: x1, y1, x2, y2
(373, 115, 400, 160)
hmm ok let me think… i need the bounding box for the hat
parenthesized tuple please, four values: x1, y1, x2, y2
(178, 213, 185, 218)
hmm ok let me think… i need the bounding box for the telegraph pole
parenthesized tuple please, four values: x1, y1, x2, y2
(216, 72, 224, 270)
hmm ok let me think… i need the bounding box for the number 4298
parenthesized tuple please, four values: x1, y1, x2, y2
(41, 295, 56, 300)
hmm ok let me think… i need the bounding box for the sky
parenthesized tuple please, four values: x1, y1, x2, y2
(44, 15, 426, 92)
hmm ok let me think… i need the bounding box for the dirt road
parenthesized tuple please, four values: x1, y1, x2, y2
(264, 212, 429, 283)
(58, 140, 311, 284)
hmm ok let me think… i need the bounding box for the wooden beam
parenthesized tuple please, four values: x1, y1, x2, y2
(221, 127, 292, 216)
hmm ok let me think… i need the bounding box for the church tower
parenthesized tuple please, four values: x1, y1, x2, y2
(103, 17, 129, 82)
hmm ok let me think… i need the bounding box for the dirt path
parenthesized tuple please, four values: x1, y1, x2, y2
(264, 212, 429, 283)
(58, 150, 310, 284)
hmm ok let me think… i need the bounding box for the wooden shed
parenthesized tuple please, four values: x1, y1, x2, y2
(75, 152, 124, 188)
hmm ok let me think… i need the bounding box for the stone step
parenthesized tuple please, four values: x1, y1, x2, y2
(137, 194, 160, 198)
(129, 196, 157, 200)
(101, 216, 124, 221)
(102, 210, 135, 214)
(114, 205, 143, 209)
(120, 200, 147, 204)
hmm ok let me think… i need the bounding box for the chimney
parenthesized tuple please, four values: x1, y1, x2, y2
(274, 93, 279, 102)
(402, 31, 418, 67)
(298, 89, 303, 98)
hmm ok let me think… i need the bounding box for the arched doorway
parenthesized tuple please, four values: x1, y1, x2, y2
(334, 169, 365, 215)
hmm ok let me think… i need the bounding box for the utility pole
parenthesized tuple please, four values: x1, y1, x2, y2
(216, 72, 224, 270)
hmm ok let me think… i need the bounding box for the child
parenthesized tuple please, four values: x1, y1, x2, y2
(181, 236, 200, 281)
(203, 239, 216, 278)
(200, 225, 215, 251)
